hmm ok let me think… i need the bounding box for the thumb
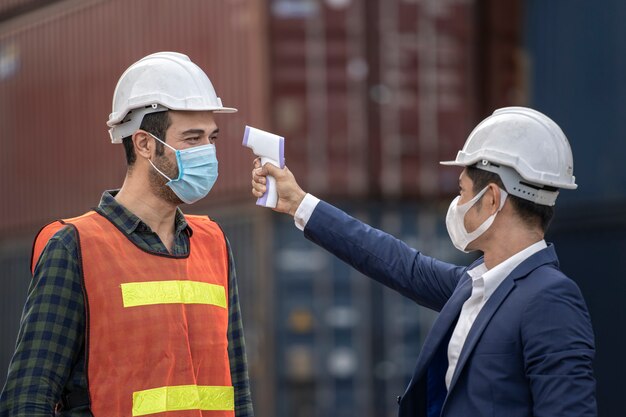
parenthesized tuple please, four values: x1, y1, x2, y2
(262, 162, 281, 177)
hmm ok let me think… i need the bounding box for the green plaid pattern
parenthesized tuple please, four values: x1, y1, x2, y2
(0, 191, 253, 417)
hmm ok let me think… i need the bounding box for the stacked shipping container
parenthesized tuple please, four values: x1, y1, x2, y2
(270, 0, 479, 201)
(0, 0, 269, 238)
(0, 0, 55, 18)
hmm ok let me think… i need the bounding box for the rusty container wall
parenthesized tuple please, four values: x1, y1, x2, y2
(475, 0, 526, 116)
(0, 0, 269, 238)
(0, 0, 45, 17)
(270, 0, 370, 198)
(269, 0, 479, 201)
(375, 0, 479, 199)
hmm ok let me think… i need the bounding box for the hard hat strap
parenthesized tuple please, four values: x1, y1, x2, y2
(475, 161, 559, 206)
(108, 104, 169, 143)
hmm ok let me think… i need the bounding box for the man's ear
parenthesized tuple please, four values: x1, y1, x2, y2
(133, 130, 152, 160)
(486, 183, 502, 215)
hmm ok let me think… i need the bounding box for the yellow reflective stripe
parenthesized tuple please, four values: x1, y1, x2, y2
(121, 280, 226, 308)
(132, 385, 234, 416)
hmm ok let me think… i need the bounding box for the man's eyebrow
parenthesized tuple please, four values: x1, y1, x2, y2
(182, 129, 205, 135)
(181, 128, 220, 136)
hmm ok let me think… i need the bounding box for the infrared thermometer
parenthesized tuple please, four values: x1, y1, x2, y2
(242, 126, 285, 208)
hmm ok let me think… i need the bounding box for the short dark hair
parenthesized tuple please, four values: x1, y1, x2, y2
(465, 166, 554, 232)
(122, 111, 171, 166)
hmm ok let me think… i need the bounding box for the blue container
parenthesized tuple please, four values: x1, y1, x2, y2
(525, 0, 626, 205)
(0, 243, 31, 389)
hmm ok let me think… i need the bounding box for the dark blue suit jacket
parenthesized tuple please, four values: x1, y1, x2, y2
(304, 201, 596, 417)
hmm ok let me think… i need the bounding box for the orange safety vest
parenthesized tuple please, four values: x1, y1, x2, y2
(32, 211, 234, 417)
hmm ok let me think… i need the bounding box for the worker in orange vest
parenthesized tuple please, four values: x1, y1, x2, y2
(0, 52, 254, 417)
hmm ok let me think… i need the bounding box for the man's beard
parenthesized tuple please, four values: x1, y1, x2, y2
(149, 154, 184, 205)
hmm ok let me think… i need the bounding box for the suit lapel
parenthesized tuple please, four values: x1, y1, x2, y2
(446, 276, 515, 391)
(446, 245, 560, 392)
(403, 276, 473, 396)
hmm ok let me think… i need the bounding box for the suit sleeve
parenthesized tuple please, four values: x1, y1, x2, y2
(304, 201, 465, 311)
(521, 276, 596, 417)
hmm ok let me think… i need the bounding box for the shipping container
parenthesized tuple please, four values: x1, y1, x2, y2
(374, 0, 478, 199)
(270, 0, 484, 201)
(0, 0, 270, 238)
(525, 0, 626, 206)
(0, 238, 31, 382)
(0, 0, 53, 19)
(475, 0, 525, 115)
(270, 0, 370, 198)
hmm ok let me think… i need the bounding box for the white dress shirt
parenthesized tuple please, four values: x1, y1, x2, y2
(294, 193, 320, 231)
(293, 194, 547, 390)
(445, 240, 547, 388)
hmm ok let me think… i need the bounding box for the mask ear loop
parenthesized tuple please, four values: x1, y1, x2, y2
(147, 132, 177, 152)
(466, 185, 507, 214)
(146, 132, 177, 182)
(478, 185, 508, 214)
(461, 186, 508, 238)
(149, 159, 173, 182)
(496, 188, 508, 211)
(458, 186, 490, 211)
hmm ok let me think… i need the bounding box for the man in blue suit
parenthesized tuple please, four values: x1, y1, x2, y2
(251, 107, 596, 416)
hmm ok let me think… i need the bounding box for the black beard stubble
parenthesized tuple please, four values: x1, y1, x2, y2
(149, 154, 184, 205)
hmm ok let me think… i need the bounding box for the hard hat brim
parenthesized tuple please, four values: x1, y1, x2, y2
(212, 107, 238, 113)
(439, 160, 465, 167)
(107, 105, 238, 128)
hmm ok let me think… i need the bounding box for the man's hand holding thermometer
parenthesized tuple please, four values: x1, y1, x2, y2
(244, 126, 305, 215)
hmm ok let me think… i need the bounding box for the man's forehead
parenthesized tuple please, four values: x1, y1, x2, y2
(168, 110, 217, 129)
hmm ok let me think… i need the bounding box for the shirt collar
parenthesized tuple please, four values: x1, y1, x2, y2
(467, 240, 547, 300)
(97, 190, 192, 237)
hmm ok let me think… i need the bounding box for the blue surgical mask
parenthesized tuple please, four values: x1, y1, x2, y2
(148, 133, 218, 204)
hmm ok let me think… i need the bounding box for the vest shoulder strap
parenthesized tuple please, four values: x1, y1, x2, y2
(184, 215, 225, 238)
(30, 211, 97, 274)
(32, 212, 224, 274)
(184, 214, 213, 223)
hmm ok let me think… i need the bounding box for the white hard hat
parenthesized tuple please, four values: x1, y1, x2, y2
(107, 52, 237, 143)
(441, 107, 577, 206)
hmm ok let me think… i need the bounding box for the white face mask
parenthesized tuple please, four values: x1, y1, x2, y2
(445, 186, 508, 252)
